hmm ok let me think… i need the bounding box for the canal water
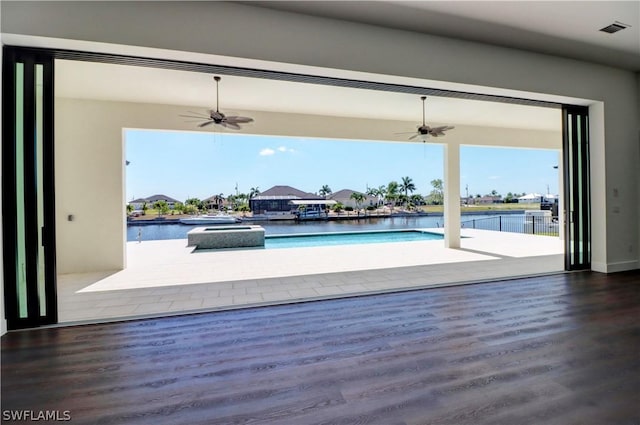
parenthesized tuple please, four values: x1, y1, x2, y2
(127, 214, 524, 242)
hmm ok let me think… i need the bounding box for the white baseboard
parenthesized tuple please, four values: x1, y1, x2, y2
(592, 260, 639, 273)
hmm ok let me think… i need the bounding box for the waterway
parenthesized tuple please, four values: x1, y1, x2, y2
(127, 214, 526, 242)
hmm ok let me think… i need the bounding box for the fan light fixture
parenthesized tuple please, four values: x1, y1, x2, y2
(397, 96, 454, 142)
(180, 76, 254, 130)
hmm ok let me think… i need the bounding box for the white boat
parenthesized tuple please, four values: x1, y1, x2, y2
(179, 214, 241, 225)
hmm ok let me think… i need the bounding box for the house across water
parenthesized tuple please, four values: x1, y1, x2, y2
(249, 185, 326, 219)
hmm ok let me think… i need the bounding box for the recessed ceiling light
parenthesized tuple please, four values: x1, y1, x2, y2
(599, 21, 631, 34)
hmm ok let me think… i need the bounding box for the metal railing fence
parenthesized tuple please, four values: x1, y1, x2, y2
(460, 215, 559, 236)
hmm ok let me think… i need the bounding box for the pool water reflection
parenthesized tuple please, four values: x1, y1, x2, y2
(264, 230, 443, 249)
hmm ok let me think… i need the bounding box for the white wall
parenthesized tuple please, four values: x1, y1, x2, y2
(2, 1, 639, 272)
(55, 99, 127, 273)
(56, 97, 559, 273)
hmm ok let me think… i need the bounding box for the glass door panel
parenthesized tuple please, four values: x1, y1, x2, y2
(14, 62, 28, 318)
(36, 64, 47, 316)
(2, 48, 57, 329)
(563, 106, 590, 270)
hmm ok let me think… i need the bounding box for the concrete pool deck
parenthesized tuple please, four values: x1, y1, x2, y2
(58, 229, 564, 323)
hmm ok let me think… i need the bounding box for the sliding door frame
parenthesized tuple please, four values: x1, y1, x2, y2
(2, 46, 591, 328)
(2, 47, 57, 329)
(562, 105, 591, 270)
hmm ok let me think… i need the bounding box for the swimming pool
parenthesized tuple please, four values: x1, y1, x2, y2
(264, 229, 443, 249)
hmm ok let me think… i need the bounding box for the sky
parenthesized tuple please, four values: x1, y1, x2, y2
(125, 130, 560, 202)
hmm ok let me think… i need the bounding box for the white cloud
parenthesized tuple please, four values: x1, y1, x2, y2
(261, 146, 295, 156)
(488, 176, 501, 180)
(259, 148, 275, 156)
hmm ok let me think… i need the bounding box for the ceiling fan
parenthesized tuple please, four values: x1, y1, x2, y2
(180, 76, 254, 130)
(402, 96, 454, 141)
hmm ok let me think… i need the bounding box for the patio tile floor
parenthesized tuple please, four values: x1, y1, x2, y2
(57, 229, 564, 324)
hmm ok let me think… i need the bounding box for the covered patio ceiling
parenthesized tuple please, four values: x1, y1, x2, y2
(55, 59, 560, 134)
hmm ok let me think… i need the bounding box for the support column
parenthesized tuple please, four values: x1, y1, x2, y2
(444, 142, 461, 248)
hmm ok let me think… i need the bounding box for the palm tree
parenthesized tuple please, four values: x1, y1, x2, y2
(249, 187, 260, 199)
(386, 181, 399, 212)
(376, 185, 386, 207)
(226, 194, 237, 211)
(366, 186, 378, 204)
(410, 194, 424, 210)
(429, 179, 444, 205)
(319, 185, 332, 198)
(350, 192, 365, 214)
(236, 193, 249, 212)
(153, 200, 169, 217)
(213, 194, 225, 211)
(400, 176, 416, 208)
(367, 185, 386, 207)
(247, 187, 260, 213)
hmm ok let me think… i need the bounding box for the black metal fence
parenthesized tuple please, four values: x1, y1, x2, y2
(460, 215, 559, 236)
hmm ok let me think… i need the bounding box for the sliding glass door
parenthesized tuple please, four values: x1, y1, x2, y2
(562, 105, 590, 270)
(0, 46, 591, 329)
(2, 47, 57, 329)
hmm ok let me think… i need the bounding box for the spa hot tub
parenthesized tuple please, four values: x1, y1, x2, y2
(187, 225, 265, 249)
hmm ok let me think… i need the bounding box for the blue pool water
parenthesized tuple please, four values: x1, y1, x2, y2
(264, 230, 443, 249)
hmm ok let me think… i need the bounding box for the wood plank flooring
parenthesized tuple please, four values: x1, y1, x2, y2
(2, 271, 639, 425)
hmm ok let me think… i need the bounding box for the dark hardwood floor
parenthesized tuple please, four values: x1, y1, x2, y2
(2, 271, 639, 425)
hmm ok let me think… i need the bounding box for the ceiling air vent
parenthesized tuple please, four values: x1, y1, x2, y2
(599, 21, 630, 34)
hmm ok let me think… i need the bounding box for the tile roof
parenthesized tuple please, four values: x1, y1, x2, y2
(144, 194, 181, 203)
(257, 185, 320, 199)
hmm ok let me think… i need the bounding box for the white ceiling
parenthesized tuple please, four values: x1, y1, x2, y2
(249, 1, 640, 71)
(56, 59, 560, 131)
(55, 1, 638, 133)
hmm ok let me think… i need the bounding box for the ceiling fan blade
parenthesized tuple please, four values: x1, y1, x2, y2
(394, 131, 416, 135)
(408, 133, 420, 140)
(225, 116, 254, 124)
(186, 110, 210, 117)
(431, 126, 455, 132)
(223, 122, 242, 130)
(198, 120, 215, 128)
(180, 114, 211, 119)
